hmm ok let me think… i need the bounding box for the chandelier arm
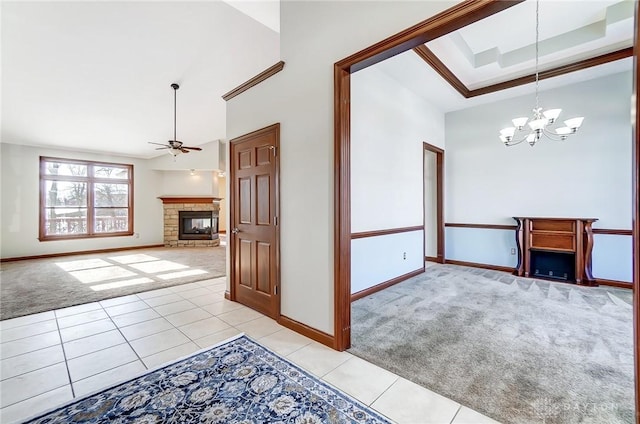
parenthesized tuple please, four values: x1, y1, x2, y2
(540, 127, 568, 141)
(504, 130, 534, 146)
(505, 138, 529, 147)
(497, 0, 582, 147)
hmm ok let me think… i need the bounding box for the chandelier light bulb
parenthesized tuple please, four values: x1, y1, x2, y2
(564, 117, 584, 130)
(543, 109, 562, 123)
(528, 118, 547, 131)
(497, 0, 583, 147)
(511, 117, 529, 129)
(500, 127, 516, 138)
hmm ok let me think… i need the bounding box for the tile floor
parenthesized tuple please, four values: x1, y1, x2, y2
(0, 276, 499, 424)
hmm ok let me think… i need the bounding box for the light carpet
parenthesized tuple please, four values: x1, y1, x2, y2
(23, 334, 391, 424)
(0, 246, 226, 320)
(349, 264, 633, 424)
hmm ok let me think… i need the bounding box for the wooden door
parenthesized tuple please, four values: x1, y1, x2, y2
(229, 124, 280, 319)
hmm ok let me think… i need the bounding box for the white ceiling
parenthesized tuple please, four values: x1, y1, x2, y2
(426, 0, 634, 89)
(375, 0, 634, 113)
(1, 0, 634, 158)
(1, 1, 280, 158)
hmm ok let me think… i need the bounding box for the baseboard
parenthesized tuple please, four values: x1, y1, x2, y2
(0, 244, 166, 262)
(278, 315, 334, 349)
(224, 290, 231, 300)
(425, 255, 444, 263)
(351, 267, 425, 302)
(444, 259, 514, 274)
(595, 278, 633, 289)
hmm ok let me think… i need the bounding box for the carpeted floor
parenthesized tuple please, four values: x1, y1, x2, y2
(349, 264, 634, 424)
(0, 246, 226, 320)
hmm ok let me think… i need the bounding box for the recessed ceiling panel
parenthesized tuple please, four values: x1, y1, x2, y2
(426, 0, 633, 89)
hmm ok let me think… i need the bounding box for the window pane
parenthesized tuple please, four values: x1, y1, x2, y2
(43, 162, 87, 177)
(94, 166, 129, 179)
(94, 183, 128, 207)
(44, 208, 87, 235)
(94, 208, 129, 233)
(45, 181, 87, 207)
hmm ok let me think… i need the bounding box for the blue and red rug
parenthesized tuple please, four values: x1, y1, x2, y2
(24, 335, 390, 423)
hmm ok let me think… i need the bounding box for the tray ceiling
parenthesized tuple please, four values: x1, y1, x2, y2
(425, 0, 634, 90)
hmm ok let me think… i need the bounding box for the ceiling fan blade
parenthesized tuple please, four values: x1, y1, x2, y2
(155, 147, 170, 150)
(180, 148, 191, 153)
(149, 142, 168, 146)
(182, 146, 203, 151)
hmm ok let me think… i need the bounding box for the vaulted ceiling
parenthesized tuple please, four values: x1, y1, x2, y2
(1, 1, 280, 158)
(1, 0, 634, 158)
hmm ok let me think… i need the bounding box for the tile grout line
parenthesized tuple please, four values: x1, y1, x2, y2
(53, 310, 76, 398)
(105, 310, 149, 373)
(449, 405, 463, 424)
(366, 375, 401, 407)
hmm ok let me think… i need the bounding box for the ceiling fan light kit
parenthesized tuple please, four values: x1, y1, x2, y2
(499, 0, 584, 147)
(149, 83, 203, 158)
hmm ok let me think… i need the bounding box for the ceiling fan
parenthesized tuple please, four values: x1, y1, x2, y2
(149, 83, 203, 156)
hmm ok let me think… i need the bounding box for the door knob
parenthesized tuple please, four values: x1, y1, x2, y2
(231, 228, 240, 234)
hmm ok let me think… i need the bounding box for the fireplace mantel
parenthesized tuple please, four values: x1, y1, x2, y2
(158, 196, 222, 204)
(513, 217, 598, 286)
(159, 197, 221, 247)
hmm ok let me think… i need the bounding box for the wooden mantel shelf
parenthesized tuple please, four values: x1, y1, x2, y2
(158, 196, 222, 204)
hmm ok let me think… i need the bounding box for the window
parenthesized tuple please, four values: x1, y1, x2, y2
(39, 157, 134, 240)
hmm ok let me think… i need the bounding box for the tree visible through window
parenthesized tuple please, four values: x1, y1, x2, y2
(39, 157, 134, 240)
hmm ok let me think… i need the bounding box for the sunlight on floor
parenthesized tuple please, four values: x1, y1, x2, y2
(55, 254, 210, 292)
(91, 277, 155, 291)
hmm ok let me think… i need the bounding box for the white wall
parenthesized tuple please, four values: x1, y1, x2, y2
(351, 231, 424, 293)
(159, 170, 214, 195)
(349, 65, 444, 294)
(445, 71, 633, 281)
(217, 175, 227, 232)
(351, 66, 444, 232)
(226, 1, 455, 334)
(0, 143, 164, 258)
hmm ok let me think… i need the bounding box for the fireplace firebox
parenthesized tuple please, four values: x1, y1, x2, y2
(179, 211, 218, 241)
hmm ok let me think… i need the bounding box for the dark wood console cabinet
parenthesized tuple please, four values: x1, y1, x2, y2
(513, 217, 597, 286)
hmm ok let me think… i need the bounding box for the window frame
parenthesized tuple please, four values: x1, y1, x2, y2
(39, 156, 134, 241)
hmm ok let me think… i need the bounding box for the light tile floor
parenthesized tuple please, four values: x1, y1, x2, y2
(0, 276, 500, 424)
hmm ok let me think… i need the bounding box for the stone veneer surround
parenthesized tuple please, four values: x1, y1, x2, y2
(159, 196, 221, 247)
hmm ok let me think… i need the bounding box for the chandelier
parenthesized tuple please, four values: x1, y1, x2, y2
(499, 0, 584, 146)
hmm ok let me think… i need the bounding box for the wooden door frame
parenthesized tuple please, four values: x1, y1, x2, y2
(335, 2, 640, 421)
(423, 142, 445, 264)
(333, 0, 524, 352)
(228, 123, 281, 320)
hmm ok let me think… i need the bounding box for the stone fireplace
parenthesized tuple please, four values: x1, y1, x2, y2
(159, 196, 221, 247)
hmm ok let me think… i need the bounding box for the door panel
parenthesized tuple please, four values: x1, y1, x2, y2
(239, 178, 252, 224)
(256, 174, 271, 225)
(230, 124, 280, 319)
(256, 146, 272, 166)
(256, 241, 271, 293)
(239, 150, 252, 169)
(239, 239, 252, 287)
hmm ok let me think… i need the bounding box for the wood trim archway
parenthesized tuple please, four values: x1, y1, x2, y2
(335, 1, 639, 421)
(333, 0, 523, 352)
(633, 1, 639, 420)
(423, 142, 444, 263)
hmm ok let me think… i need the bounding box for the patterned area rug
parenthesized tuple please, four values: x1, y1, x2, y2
(24, 335, 390, 424)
